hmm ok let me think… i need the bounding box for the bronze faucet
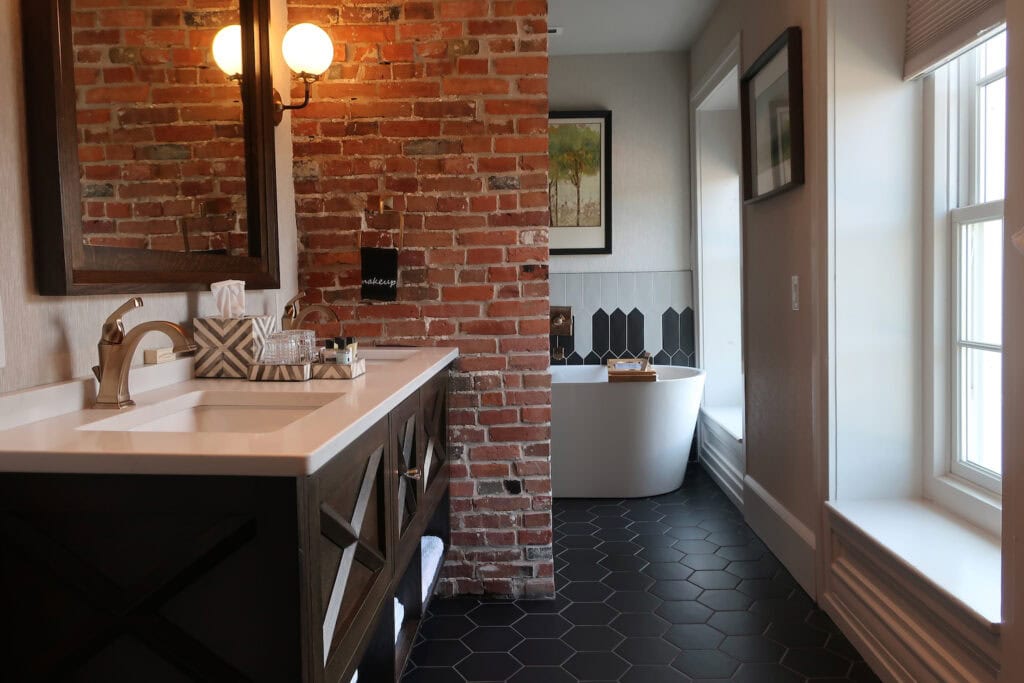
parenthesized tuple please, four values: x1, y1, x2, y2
(92, 297, 197, 409)
(282, 291, 340, 331)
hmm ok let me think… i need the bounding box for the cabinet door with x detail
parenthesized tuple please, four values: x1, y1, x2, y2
(306, 416, 393, 683)
(391, 392, 422, 570)
(418, 372, 450, 515)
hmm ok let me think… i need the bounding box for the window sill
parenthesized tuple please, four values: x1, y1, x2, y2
(826, 498, 1001, 631)
(700, 405, 743, 442)
(926, 471, 1002, 537)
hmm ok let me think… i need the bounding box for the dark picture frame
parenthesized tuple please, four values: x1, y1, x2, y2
(740, 26, 805, 203)
(549, 110, 612, 255)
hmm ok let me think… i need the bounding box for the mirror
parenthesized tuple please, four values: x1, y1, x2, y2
(21, 0, 280, 295)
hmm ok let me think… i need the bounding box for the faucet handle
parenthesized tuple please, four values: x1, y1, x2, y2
(100, 297, 143, 344)
(283, 291, 306, 318)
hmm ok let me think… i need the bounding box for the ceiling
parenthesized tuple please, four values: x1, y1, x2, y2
(547, 0, 719, 57)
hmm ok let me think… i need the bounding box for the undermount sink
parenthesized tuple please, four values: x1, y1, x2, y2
(360, 348, 421, 364)
(79, 391, 342, 434)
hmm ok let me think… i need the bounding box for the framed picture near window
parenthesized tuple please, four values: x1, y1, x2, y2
(548, 110, 612, 254)
(740, 27, 805, 202)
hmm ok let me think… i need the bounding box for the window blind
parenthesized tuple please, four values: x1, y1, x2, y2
(905, 0, 1006, 79)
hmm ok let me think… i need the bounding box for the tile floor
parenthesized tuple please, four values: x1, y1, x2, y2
(402, 465, 880, 682)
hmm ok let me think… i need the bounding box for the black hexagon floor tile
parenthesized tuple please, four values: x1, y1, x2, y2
(468, 602, 526, 626)
(707, 610, 769, 636)
(402, 465, 876, 683)
(600, 554, 648, 572)
(634, 533, 679, 548)
(514, 613, 573, 638)
(564, 651, 630, 680)
(672, 649, 740, 678)
(561, 580, 614, 603)
(689, 570, 741, 590)
(681, 553, 730, 571)
(402, 667, 467, 682)
(718, 634, 787, 663)
(697, 589, 755, 611)
(410, 639, 471, 667)
(643, 562, 694, 581)
(611, 612, 671, 638)
(668, 526, 711, 540)
(563, 625, 625, 651)
(602, 571, 654, 591)
(605, 590, 662, 613)
(508, 666, 576, 683)
(461, 626, 524, 652)
(656, 600, 714, 625)
(455, 652, 522, 681)
(664, 622, 726, 650)
(615, 636, 680, 665)
(510, 638, 574, 666)
(562, 602, 618, 626)
(651, 580, 703, 602)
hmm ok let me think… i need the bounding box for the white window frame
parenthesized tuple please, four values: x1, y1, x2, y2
(950, 200, 1004, 494)
(923, 30, 1005, 535)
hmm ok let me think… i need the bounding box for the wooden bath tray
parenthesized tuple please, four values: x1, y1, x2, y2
(607, 357, 657, 382)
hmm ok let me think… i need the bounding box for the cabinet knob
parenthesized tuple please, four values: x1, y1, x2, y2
(402, 468, 422, 481)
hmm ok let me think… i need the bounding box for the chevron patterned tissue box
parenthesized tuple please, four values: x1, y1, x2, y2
(193, 316, 277, 378)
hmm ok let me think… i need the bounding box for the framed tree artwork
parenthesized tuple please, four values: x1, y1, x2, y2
(548, 110, 612, 254)
(740, 27, 805, 203)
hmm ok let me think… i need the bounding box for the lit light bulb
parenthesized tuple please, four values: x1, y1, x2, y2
(282, 23, 334, 77)
(212, 25, 243, 78)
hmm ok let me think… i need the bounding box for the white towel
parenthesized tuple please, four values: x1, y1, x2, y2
(421, 535, 445, 603)
(349, 599, 406, 683)
(394, 597, 405, 643)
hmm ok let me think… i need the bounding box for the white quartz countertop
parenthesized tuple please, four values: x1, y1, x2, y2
(0, 347, 458, 477)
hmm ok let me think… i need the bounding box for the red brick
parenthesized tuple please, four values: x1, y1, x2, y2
(494, 56, 548, 74)
(443, 78, 511, 95)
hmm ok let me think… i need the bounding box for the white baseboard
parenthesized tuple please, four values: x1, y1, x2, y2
(698, 414, 744, 509)
(743, 475, 817, 599)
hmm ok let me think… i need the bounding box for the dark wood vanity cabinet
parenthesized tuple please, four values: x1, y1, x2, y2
(0, 369, 451, 683)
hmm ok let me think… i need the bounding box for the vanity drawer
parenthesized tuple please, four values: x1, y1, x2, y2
(303, 416, 394, 683)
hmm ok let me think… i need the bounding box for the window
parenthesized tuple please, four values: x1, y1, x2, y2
(948, 31, 1006, 494)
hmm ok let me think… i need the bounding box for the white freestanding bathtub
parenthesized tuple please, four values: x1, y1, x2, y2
(551, 365, 706, 498)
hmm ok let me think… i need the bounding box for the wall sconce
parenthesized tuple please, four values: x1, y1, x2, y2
(212, 22, 334, 126)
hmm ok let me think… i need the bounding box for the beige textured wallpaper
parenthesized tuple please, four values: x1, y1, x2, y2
(690, 0, 828, 537)
(0, 0, 297, 395)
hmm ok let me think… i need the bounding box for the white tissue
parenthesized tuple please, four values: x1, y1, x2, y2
(421, 536, 445, 603)
(394, 597, 405, 643)
(211, 280, 246, 318)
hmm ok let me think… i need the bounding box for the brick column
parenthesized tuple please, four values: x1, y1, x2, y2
(289, 0, 553, 598)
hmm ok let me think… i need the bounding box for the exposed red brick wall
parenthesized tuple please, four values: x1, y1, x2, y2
(72, 0, 249, 255)
(288, 0, 552, 598)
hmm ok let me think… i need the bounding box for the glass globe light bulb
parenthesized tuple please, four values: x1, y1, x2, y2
(282, 23, 334, 77)
(212, 25, 243, 78)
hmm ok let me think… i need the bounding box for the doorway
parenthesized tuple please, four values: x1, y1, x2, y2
(692, 42, 745, 505)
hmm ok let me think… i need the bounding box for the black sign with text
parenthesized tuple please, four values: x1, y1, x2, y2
(360, 247, 398, 301)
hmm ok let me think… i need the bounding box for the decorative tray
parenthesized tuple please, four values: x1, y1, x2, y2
(247, 358, 367, 382)
(607, 357, 657, 383)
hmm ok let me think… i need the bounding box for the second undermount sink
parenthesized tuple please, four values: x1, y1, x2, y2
(360, 348, 421, 364)
(79, 391, 342, 434)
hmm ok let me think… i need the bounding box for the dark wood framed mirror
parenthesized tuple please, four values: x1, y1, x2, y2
(21, 0, 280, 295)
